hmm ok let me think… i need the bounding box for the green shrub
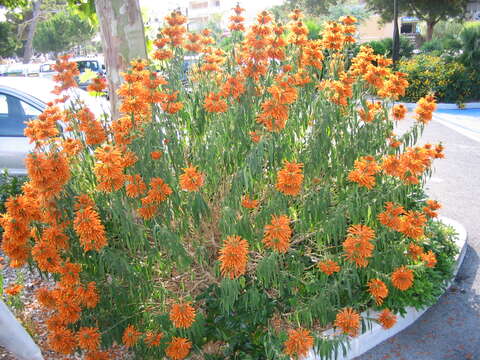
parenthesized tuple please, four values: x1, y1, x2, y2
(365, 36, 414, 58)
(459, 23, 480, 68)
(399, 54, 480, 102)
(0, 171, 26, 239)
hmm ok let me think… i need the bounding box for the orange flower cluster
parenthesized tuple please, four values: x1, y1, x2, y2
(123, 325, 141, 348)
(357, 101, 382, 123)
(391, 266, 414, 291)
(423, 199, 441, 218)
(162, 10, 187, 46)
(257, 74, 298, 131)
(4, 283, 23, 296)
(321, 21, 346, 50)
(184, 32, 203, 53)
(317, 259, 341, 275)
(219, 235, 249, 279)
(204, 92, 228, 113)
(200, 48, 226, 73)
(367, 278, 389, 305)
(241, 195, 259, 209)
(179, 166, 205, 192)
(125, 174, 147, 198)
(334, 307, 361, 337)
(220, 75, 246, 99)
(52, 54, 79, 94)
(318, 72, 354, 107)
(138, 177, 173, 220)
(287, 10, 309, 46)
(381, 144, 442, 184)
(77, 327, 101, 351)
(153, 37, 173, 61)
(343, 224, 375, 267)
(87, 76, 107, 93)
(276, 161, 303, 196)
(145, 331, 164, 347)
(161, 91, 184, 114)
(378, 202, 427, 239)
(421, 250, 438, 268)
(263, 215, 292, 253)
(169, 303, 196, 328)
(229, 4, 245, 32)
(24, 103, 62, 143)
(77, 107, 107, 145)
(283, 328, 314, 358)
(73, 203, 107, 252)
(414, 95, 437, 124)
(348, 156, 380, 189)
(165, 337, 192, 360)
(392, 103, 408, 121)
(94, 145, 127, 192)
(301, 40, 324, 70)
(378, 309, 397, 329)
(378, 71, 409, 99)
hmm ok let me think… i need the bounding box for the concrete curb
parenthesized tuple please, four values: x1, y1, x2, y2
(306, 216, 468, 360)
(399, 102, 480, 110)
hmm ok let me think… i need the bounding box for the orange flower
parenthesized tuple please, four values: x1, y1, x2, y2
(125, 174, 147, 198)
(204, 92, 228, 113)
(143, 177, 173, 203)
(421, 250, 437, 268)
(151, 151, 163, 160)
(179, 166, 205, 192)
(4, 284, 23, 296)
(399, 210, 426, 239)
(58, 262, 81, 286)
(48, 327, 76, 354)
(241, 195, 259, 209)
(276, 161, 303, 196)
(392, 104, 407, 121)
(170, 303, 196, 328)
(73, 206, 107, 252)
(165, 337, 192, 360)
(334, 307, 361, 337)
(122, 325, 141, 348)
(263, 215, 292, 253)
(87, 76, 107, 93)
(348, 156, 380, 189)
(391, 266, 414, 291)
(423, 199, 441, 218)
(78, 281, 99, 309)
(378, 309, 397, 329)
(317, 259, 341, 275)
(36, 287, 56, 309)
(249, 131, 261, 143)
(145, 331, 164, 347)
(367, 279, 389, 305)
(137, 203, 158, 220)
(377, 202, 404, 231)
(408, 243, 424, 260)
(219, 235, 249, 279)
(283, 328, 314, 358)
(343, 224, 375, 267)
(77, 327, 101, 351)
(414, 94, 437, 124)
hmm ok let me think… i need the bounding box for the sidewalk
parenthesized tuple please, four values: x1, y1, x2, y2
(357, 111, 480, 359)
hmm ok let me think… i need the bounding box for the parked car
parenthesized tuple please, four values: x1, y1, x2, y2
(72, 57, 106, 90)
(0, 77, 108, 176)
(39, 62, 56, 79)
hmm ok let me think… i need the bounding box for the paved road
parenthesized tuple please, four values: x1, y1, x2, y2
(357, 110, 480, 360)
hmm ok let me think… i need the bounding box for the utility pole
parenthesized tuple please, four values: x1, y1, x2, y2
(392, 0, 400, 69)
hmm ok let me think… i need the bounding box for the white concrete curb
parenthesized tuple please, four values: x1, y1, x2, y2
(306, 216, 468, 360)
(399, 102, 480, 110)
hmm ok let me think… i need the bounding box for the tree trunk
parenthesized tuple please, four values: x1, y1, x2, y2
(22, 0, 42, 64)
(426, 21, 436, 41)
(95, 0, 147, 120)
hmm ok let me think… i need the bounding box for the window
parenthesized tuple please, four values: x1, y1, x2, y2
(76, 60, 99, 73)
(401, 23, 415, 34)
(0, 93, 42, 137)
(190, 1, 208, 9)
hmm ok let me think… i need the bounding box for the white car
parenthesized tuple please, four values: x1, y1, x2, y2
(0, 77, 108, 176)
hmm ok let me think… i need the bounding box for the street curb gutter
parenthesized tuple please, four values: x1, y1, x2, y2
(306, 216, 467, 360)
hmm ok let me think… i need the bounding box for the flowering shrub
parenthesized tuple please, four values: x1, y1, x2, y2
(0, 7, 459, 360)
(399, 54, 480, 103)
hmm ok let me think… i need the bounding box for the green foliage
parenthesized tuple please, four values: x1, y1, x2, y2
(458, 23, 480, 68)
(33, 9, 96, 54)
(365, 36, 414, 58)
(0, 22, 20, 58)
(420, 37, 461, 54)
(399, 54, 480, 102)
(365, 0, 468, 23)
(0, 171, 26, 239)
(0, 0, 26, 7)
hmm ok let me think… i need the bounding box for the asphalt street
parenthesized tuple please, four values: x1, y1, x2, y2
(356, 110, 480, 360)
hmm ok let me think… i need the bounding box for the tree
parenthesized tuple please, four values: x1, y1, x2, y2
(22, 0, 42, 63)
(0, 22, 21, 58)
(33, 9, 95, 55)
(0, 0, 26, 7)
(93, 0, 147, 119)
(282, 0, 342, 16)
(365, 0, 469, 41)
